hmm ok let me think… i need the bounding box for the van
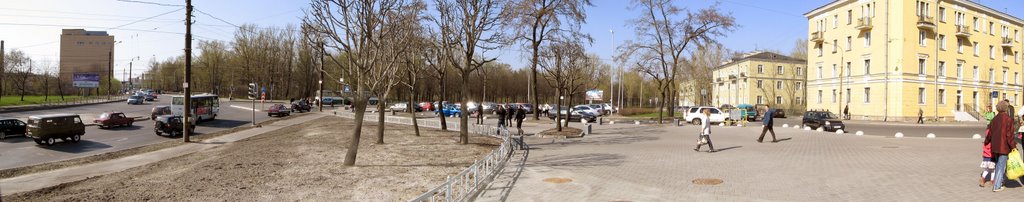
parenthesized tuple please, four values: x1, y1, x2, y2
(26, 114, 86, 146)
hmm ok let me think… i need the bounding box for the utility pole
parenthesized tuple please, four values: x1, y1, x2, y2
(1, 40, 5, 102)
(108, 51, 113, 99)
(128, 61, 133, 90)
(610, 29, 615, 111)
(318, 41, 324, 112)
(183, 0, 193, 142)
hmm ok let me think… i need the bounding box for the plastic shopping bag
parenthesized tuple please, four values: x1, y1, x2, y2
(1007, 149, 1024, 180)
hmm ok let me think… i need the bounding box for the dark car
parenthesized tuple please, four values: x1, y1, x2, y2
(154, 115, 195, 137)
(94, 112, 134, 129)
(144, 93, 156, 101)
(291, 100, 311, 113)
(802, 111, 845, 132)
(774, 110, 786, 118)
(151, 106, 173, 120)
(546, 106, 597, 122)
(0, 118, 27, 140)
(268, 104, 291, 117)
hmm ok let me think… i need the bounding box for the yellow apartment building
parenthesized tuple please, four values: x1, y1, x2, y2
(711, 52, 807, 113)
(59, 29, 115, 86)
(805, 0, 1024, 122)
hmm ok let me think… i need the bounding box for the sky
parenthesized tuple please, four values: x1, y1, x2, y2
(1, 0, 1023, 81)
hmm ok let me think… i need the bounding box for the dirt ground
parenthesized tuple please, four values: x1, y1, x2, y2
(7, 116, 499, 201)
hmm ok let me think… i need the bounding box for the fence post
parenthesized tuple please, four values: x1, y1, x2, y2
(445, 175, 452, 202)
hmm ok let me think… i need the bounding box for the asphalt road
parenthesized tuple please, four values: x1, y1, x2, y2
(765, 117, 987, 138)
(0, 95, 293, 170)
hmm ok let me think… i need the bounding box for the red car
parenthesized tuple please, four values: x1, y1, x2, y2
(95, 112, 134, 129)
(419, 102, 434, 112)
(267, 104, 291, 117)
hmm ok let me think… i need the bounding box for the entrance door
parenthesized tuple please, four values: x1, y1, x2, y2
(956, 90, 962, 111)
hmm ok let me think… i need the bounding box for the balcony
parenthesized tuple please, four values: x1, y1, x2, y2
(810, 31, 824, 43)
(855, 17, 872, 30)
(1002, 37, 1014, 48)
(955, 25, 971, 37)
(917, 16, 936, 31)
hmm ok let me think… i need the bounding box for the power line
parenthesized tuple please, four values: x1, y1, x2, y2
(0, 7, 169, 19)
(109, 7, 185, 30)
(194, 9, 238, 28)
(115, 0, 185, 7)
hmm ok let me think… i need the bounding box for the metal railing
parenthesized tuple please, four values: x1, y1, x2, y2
(331, 112, 520, 202)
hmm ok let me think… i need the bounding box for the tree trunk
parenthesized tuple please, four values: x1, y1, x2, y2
(555, 86, 563, 132)
(344, 81, 368, 166)
(459, 71, 470, 144)
(437, 74, 448, 131)
(376, 97, 386, 144)
(409, 78, 420, 137)
(565, 92, 573, 128)
(531, 45, 540, 120)
(658, 89, 666, 124)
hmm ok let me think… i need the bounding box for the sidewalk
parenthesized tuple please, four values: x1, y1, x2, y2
(0, 113, 325, 196)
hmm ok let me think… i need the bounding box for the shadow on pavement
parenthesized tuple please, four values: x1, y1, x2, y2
(1, 136, 32, 143)
(201, 119, 250, 129)
(775, 137, 793, 142)
(38, 140, 112, 153)
(527, 153, 625, 168)
(714, 146, 743, 152)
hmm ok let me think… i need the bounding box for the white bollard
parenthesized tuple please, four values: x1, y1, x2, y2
(972, 134, 982, 139)
(816, 127, 824, 132)
(483, 116, 488, 120)
(782, 124, 789, 128)
(856, 131, 864, 136)
(635, 121, 641, 125)
(718, 123, 725, 126)
(804, 126, 811, 130)
(610, 121, 615, 124)
(794, 125, 801, 128)
(926, 133, 936, 138)
(895, 132, 904, 138)
(836, 129, 844, 134)
(581, 119, 587, 124)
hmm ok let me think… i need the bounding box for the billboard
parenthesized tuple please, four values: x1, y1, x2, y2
(585, 90, 604, 101)
(72, 73, 101, 88)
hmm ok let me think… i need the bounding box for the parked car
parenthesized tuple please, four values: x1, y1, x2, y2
(267, 104, 291, 117)
(735, 104, 757, 121)
(389, 102, 422, 112)
(439, 104, 462, 117)
(539, 104, 553, 114)
(151, 106, 172, 120)
(683, 107, 726, 125)
(26, 114, 86, 146)
(546, 106, 597, 122)
(802, 111, 845, 132)
(588, 104, 606, 116)
(144, 93, 156, 101)
(515, 103, 534, 114)
(419, 102, 435, 112)
(0, 117, 27, 140)
(127, 95, 144, 105)
(291, 100, 311, 113)
(480, 102, 497, 114)
(94, 112, 134, 129)
(154, 115, 195, 137)
(755, 104, 786, 118)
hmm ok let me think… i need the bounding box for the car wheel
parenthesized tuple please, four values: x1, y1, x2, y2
(129, 121, 133, 126)
(692, 119, 701, 125)
(45, 138, 55, 146)
(0, 132, 5, 140)
(71, 134, 81, 143)
(155, 130, 162, 136)
(33, 138, 44, 145)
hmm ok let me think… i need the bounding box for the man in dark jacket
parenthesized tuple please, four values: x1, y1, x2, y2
(758, 104, 778, 143)
(496, 105, 506, 129)
(515, 106, 526, 135)
(986, 100, 1016, 192)
(476, 104, 485, 125)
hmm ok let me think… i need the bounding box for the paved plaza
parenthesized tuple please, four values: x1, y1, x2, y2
(478, 122, 1024, 201)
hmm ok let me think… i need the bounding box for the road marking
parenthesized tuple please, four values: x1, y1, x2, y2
(230, 105, 261, 112)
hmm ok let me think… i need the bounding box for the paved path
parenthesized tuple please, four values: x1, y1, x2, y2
(478, 122, 1024, 201)
(0, 113, 325, 196)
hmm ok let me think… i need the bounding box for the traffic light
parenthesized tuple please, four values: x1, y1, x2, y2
(247, 83, 257, 99)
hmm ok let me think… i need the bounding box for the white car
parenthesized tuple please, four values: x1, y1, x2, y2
(573, 105, 600, 116)
(684, 107, 726, 125)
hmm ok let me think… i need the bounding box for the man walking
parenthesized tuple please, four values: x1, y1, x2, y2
(695, 109, 715, 152)
(476, 104, 485, 125)
(496, 105, 506, 129)
(758, 104, 778, 143)
(917, 108, 925, 124)
(515, 106, 526, 135)
(843, 105, 850, 120)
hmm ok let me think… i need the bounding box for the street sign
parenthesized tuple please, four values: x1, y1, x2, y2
(343, 85, 351, 93)
(991, 91, 1000, 98)
(72, 73, 100, 88)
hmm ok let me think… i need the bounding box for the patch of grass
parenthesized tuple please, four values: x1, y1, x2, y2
(0, 95, 90, 107)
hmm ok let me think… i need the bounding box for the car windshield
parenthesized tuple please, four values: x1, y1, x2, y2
(130, 96, 142, 99)
(821, 112, 839, 119)
(99, 113, 110, 119)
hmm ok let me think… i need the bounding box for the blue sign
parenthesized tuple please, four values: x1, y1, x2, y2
(343, 85, 351, 93)
(261, 87, 267, 92)
(72, 73, 101, 88)
(991, 91, 1000, 98)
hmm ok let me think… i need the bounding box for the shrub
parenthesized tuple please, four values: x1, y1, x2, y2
(619, 108, 659, 116)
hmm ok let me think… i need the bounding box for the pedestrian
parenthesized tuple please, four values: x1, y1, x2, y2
(694, 109, 715, 153)
(843, 105, 850, 120)
(476, 104, 485, 125)
(984, 105, 996, 124)
(507, 105, 517, 124)
(496, 105, 506, 129)
(983, 100, 1016, 192)
(917, 108, 925, 124)
(516, 105, 526, 135)
(980, 128, 995, 187)
(757, 104, 778, 143)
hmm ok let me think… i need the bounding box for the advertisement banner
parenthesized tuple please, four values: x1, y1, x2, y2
(586, 90, 604, 101)
(72, 73, 101, 88)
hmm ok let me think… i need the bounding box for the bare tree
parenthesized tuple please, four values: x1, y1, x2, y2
(790, 38, 808, 60)
(306, 0, 415, 166)
(435, 0, 506, 144)
(503, 0, 592, 120)
(620, 0, 735, 123)
(684, 43, 729, 106)
(539, 40, 584, 131)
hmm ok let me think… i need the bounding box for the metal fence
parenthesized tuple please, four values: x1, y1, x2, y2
(331, 111, 518, 202)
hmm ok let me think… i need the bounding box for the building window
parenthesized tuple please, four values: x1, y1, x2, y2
(938, 34, 946, 50)
(864, 59, 870, 75)
(846, 88, 851, 103)
(973, 17, 979, 31)
(957, 38, 964, 53)
(832, 89, 837, 103)
(757, 64, 763, 74)
(817, 45, 823, 57)
(956, 61, 963, 79)
(938, 89, 946, 105)
(833, 40, 838, 53)
(918, 59, 926, 75)
(832, 64, 837, 78)
(777, 66, 784, 75)
(776, 96, 783, 105)
(833, 15, 838, 28)
(919, 31, 927, 47)
(989, 22, 994, 35)
(817, 90, 823, 104)
(847, 10, 852, 25)
(864, 32, 871, 47)
(939, 7, 946, 22)
(919, 88, 926, 104)
(797, 67, 803, 75)
(864, 88, 871, 103)
(937, 61, 945, 77)
(817, 65, 823, 79)
(974, 42, 979, 56)
(757, 96, 763, 104)
(1003, 69, 1008, 84)
(974, 66, 979, 81)
(796, 97, 803, 105)
(757, 80, 763, 88)
(846, 62, 851, 76)
(796, 81, 802, 90)
(1015, 72, 1019, 84)
(990, 68, 995, 83)
(776, 81, 783, 89)
(846, 36, 852, 51)
(990, 45, 995, 59)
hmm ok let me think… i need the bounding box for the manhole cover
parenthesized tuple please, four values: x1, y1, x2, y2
(691, 178, 723, 185)
(882, 146, 899, 149)
(543, 177, 573, 183)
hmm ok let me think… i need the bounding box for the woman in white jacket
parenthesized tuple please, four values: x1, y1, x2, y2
(694, 109, 715, 153)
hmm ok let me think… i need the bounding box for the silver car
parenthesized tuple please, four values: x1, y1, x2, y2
(127, 95, 144, 105)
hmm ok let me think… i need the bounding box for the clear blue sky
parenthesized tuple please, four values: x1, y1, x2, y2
(2, 0, 1022, 79)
